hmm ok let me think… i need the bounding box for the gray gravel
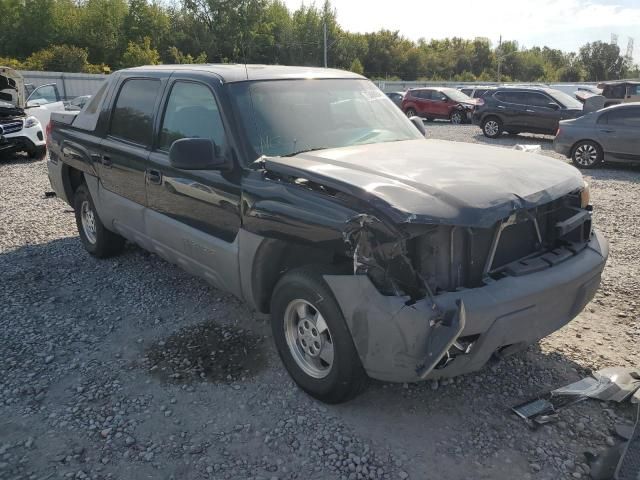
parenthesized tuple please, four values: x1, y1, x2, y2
(1, 127, 639, 480)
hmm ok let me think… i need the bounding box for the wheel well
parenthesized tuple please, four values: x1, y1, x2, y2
(482, 114, 501, 124)
(61, 164, 85, 205)
(251, 239, 350, 314)
(570, 139, 602, 157)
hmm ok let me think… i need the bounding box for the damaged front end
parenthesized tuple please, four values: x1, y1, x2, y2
(259, 150, 607, 383)
(326, 187, 605, 382)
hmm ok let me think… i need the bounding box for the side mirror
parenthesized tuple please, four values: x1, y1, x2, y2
(409, 116, 426, 136)
(168, 138, 231, 170)
(26, 99, 43, 108)
(548, 102, 560, 110)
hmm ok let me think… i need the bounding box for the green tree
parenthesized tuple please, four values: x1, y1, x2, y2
(121, 37, 160, 67)
(24, 45, 89, 72)
(349, 58, 364, 75)
(579, 41, 625, 81)
(78, 0, 128, 65)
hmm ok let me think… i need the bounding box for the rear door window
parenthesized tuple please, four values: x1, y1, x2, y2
(495, 91, 527, 104)
(109, 78, 161, 147)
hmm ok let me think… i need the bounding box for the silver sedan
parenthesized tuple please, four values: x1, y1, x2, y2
(554, 102, 640, 168)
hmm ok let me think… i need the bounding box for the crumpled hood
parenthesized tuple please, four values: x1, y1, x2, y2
(264, 139, 584, 228)
(0, 67, 25, 109)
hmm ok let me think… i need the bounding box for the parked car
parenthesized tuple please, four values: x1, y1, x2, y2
(0, 67, 51, 159)
(554, 102, 640, 169)
(402, 87, 477, 123)
(473, 86, 585, 138)
(458, 85, 493, 98)
(65, 95, 92, 111)
(597, 80, 640, 107)
(385, 91, 404, 108)
(47, 65, 607, 403)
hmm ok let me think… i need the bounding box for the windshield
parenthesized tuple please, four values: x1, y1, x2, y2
(443, 88, 473, 103)
(548, 89, 583, 109)
(229, 79, 422, 158)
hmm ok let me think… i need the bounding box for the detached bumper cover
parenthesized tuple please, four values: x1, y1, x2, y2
(324, 230, 608, 383)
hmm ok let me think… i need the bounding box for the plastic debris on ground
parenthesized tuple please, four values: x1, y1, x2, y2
(512, 367, 640, 428)
(512, 144, 542, 153)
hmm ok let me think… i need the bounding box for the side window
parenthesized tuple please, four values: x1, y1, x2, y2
(461, 88, 472, 96)
(628, 85, 640, 96)
(526, 93, 556, 108)
(158, 81, 226, 152)
(606, 108, 640, 127)
(495, 91, 525, 104)
(433, 91, 447, 101)
(28, 84, 59, 104)
(109, 78, 160, 147)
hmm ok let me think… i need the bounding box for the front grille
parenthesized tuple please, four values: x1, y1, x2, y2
(0, 120, 24, 135)
(412, 193, 591, 293)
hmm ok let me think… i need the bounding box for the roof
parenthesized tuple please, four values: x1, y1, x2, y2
(597, 80, 640, 86)
(123, 64, 364, 83)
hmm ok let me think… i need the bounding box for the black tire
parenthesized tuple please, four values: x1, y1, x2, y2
(271, 267, 367, 404)
(571, 140, 603, 169)
(404, 108, 417, 118)
(73, 184, 125, 258)
(450, 110, 464, 124)
(28, 145, 47, 160)
(481, 116, 503, 138)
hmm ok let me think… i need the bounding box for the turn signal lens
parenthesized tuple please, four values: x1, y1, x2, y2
(580, 182, 590, 208)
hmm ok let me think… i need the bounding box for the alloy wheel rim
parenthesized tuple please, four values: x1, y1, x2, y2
(451, 112, 462, 124)
(485, 120, 499, 136)
(574, 144, 597, 166)
(406, 110, 415, 118)
(284, 299, 334, 379)
(81, 200, 97, 244)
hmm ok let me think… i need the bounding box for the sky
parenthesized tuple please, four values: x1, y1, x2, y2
(282, 0, 640, 64)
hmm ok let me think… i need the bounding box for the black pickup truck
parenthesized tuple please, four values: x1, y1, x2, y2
(47, 65, 608, 403)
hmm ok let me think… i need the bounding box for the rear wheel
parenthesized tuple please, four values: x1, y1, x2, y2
(571, 140, 603, 169)
(73, 184, 125, 258)
(271, 267, 367, 404)
(405, 108, 417, 118)
(450, 110, 464, 124)
(482, 116, 503, 138)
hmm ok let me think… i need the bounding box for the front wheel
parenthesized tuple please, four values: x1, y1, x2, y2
(73, 184, 125, 258)
(28, 145, 47, 160)
(271, 267, 367, 404)
(482, 117, 503, 138)
(405, 108, 417, 118)
(571, 140, 603, 169)
(450, 110, 464, 124)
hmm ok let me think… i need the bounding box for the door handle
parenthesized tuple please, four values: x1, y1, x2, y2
(525, 109, 535, 113)
(101, 155, 112, 167)
(146, 169, 162, 185)
(599, 129, 614, 133)
(497, 105, 505, 109)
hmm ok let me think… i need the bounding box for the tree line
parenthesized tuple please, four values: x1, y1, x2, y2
(1, 0, 638, 81)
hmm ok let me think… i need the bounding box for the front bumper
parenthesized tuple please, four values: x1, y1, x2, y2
(324, 230, 608, 383)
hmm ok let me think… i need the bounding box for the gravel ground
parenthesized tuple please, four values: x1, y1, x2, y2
(1, 126, 639, 480)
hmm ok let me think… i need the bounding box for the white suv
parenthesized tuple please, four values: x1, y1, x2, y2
(1, 67, 65, 159)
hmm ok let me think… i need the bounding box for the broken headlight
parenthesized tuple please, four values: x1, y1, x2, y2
(24, 116, 39, 129)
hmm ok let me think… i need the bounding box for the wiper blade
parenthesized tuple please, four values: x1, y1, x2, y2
(283, 147, 329, 157)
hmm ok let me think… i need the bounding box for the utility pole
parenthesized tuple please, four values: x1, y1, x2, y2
(496, 34, 502, 83)
(323, 22, 328, 68)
